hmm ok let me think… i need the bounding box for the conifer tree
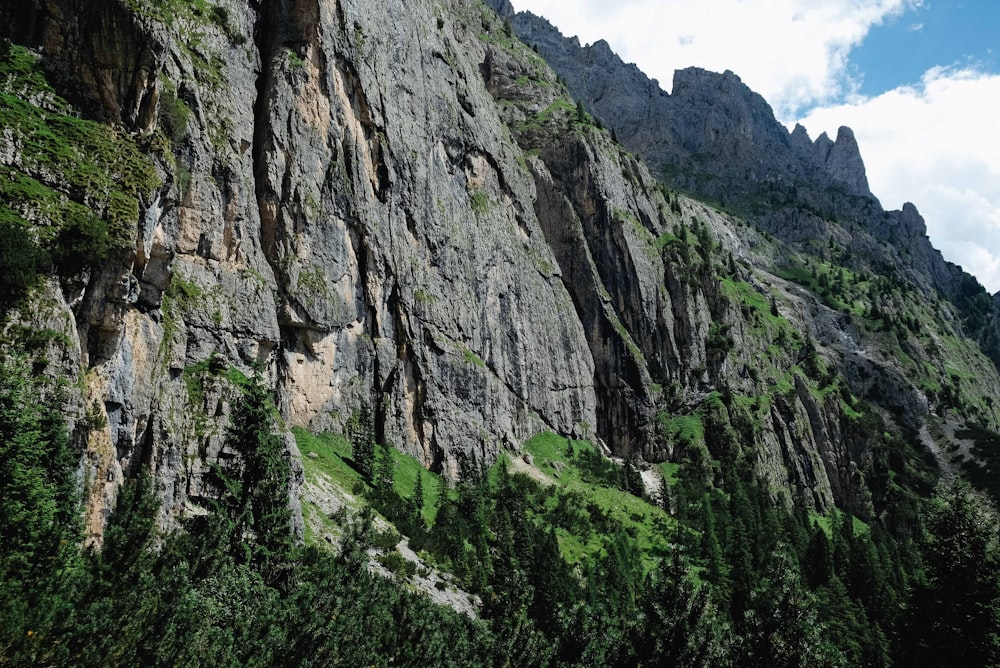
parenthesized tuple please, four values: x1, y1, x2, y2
(804, 524, 833, 588)
(901, 483, 1000, 665)
(0, 355, 77, 589)
(209, 369, 293, 582)
(411, 470, 425, 522)
(348, 404, 376, 480)
(637, 549, 727, 666)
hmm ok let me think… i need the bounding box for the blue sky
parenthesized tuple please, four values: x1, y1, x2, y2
(513, 0, 1000, 292)
(849, 1, 999, 100)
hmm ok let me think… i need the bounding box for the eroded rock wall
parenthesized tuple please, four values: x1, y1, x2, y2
(6, 0, 1000, 541)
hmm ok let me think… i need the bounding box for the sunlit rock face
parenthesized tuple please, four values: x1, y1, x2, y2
(3, 0, 1000, 543)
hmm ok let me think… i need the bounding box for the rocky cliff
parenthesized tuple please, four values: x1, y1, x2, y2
(494, 10, 871, 201)
(3, 0, 1000, 543)
(492, 6, 1000, 301)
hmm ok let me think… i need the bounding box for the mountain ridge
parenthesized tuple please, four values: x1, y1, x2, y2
(2, 0, 1000, 663)
(490, 0, 1000, 353)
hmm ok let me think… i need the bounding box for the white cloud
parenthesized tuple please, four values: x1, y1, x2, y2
(512, 0, 917, 118)
(798, 68, 1000, 291)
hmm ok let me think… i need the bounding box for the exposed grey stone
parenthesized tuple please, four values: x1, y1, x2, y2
(4, 0, 1000, 541)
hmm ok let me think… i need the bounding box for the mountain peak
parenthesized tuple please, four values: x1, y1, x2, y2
(810, 125, 871, 197)
(504, 10, 876, 212)
(488, 0, 515, 18)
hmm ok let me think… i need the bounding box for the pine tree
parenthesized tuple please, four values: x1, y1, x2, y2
(733, 550, 840, 667)
(900, 483, 1000, 665)
(0, 355, 81, 661)
(375, 443, 395, 492)
(624, 456, 644, 497)
(701, 494, 726, 585)
(348, 404, 376, 480)
(209, 369, 293, 582)
(803, 524, 833, 588)
(0, 354, 78, 588)
(411, 470, 425, 522)
(636, 549, 727, 666)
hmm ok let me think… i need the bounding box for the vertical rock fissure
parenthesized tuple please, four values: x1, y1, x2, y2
(251, 0, 280, 280)
(528, 164, 648, 456)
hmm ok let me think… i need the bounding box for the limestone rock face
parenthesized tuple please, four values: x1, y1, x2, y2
(815, 127, 871, 196)
(493, 2, 998, 347)
(5, 0, 1000, 541)
(1, 0, 598, 535)
(252, 0, 597, 476)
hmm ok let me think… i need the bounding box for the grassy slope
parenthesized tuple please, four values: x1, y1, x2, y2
(521, 432, 675, 568)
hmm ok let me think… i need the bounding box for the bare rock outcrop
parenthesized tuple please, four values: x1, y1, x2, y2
(5, 0, 1000, 541)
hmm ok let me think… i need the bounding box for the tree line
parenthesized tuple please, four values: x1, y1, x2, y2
(1, 355, 998, 665)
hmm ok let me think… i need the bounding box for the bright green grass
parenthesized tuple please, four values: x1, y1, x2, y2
(293, 427, 447, 526)
(524, 431, 573, 468)
(295, 426, 678, 569)
(522, 432, 675, 568)
(384, 446, 445, 524)
(555, 527, 606, 565)
(655, 412, 705, 449)
(721, 278, 785, 328)
(809, 509, 869, 538)
(293, 427, 362, 492)
(659, 461, 681, 484)
(292, 428, 364, 547)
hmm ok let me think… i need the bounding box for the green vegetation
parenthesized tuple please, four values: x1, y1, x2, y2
(609, 313, 645, 362)
(469, 189, 492, 214)
(0, 219, 49, 311)
(285, 47, 306, 70)
(120, 0, 243, 43)
(776, 258, 870, 316)
(414, 287, 438, 304)
(158, 81, 191, 143)
(1, 348, 997, 665)
(657, 411, 705, 450)
(475, 5, 548, 76)
(0, 41, 158, 310)
(461, 344, 488, 368)
(952, 424, 1000, 503)
(283, 397, 975, 667)
(0, 369, 496, 665)
(899, 481, 1000, 666)
(295, 427, 365, 497)
(345, 404, 377, 480)
(0, 354, 77, 630)
(516, 97, 576, 134)
(294, 264, 330, 306)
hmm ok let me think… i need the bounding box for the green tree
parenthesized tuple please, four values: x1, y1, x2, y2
(624, 456, 644, 497)
(0, 355, 77, 587)
(732, 549, 842, 667)
(0, 355, 80, 661)
(0, 221, 49, 311)
(207, 370, 293, 582)
(701, 494, 726, 585)
(636, 550, 728, 667)
(900, 482, 1000, 666)
(803, 524, 833, 588)
(375, 443, 395, 491)
(347, 404, 376, 479)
